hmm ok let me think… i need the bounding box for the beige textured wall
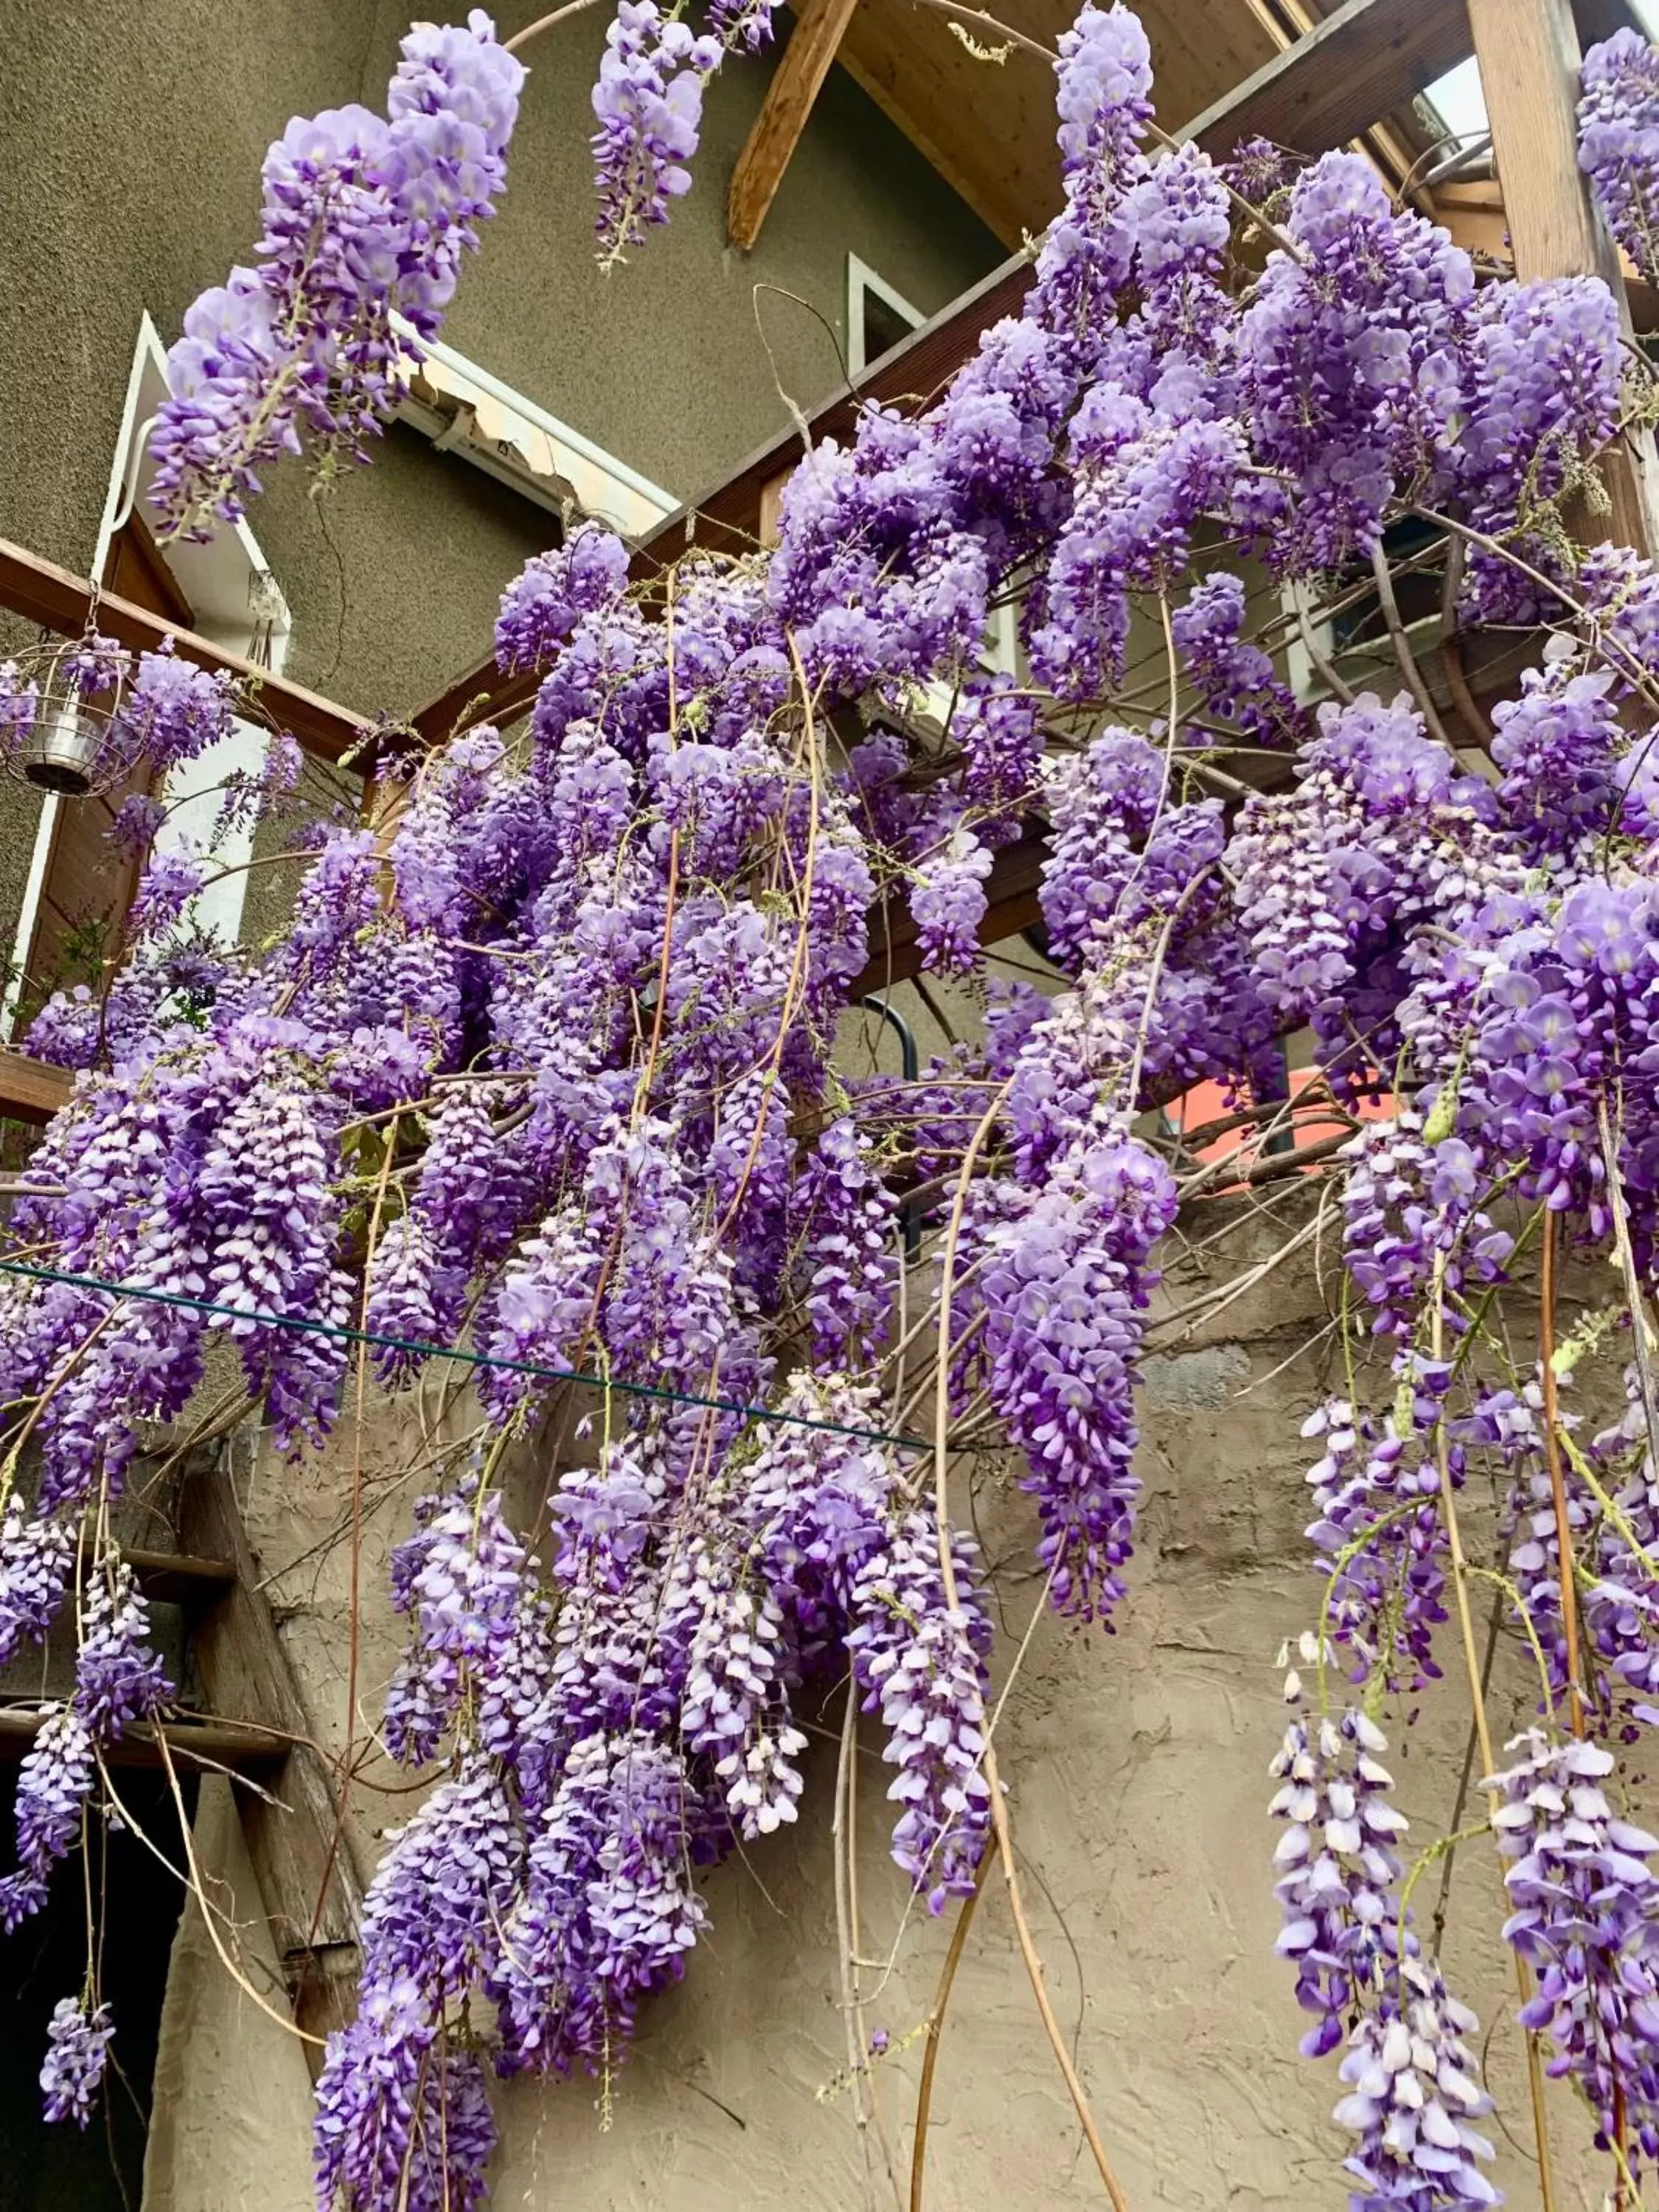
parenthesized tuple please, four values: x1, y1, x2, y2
(140, 1195, 1618, 2212)
(142, 1779, 317, 2212)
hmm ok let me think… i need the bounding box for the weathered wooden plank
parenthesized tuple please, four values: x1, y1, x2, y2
(1467, 0, 1655, 557)
(0, 538, 374, 768)
(0, 1049, 74, 1125)
(728, 0, 866, 251)
(111, 1547, 237, 1610)
(839, 0, 1279, 249)
(1182, 0, 1473, 161)
(177, 1471, 365, 2067)
(0, 1705, 284, 1771)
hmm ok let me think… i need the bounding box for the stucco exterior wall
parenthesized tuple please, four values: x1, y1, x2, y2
(140, 1196, 1617, 2212)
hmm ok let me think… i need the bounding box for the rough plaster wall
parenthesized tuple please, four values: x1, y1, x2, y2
(143, 1197, 1619, 2212)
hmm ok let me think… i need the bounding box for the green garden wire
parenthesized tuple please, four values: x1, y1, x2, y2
(0, 1257, 928, 1450)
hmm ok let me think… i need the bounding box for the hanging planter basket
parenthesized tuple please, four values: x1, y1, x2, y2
(0, 630, 242, 801)
(0, 634, 146, 799)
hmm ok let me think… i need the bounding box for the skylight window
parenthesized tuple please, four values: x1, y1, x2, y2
(1422, 56, 1487, 147)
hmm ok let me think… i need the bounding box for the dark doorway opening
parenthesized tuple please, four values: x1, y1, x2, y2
(0, 1765, 195, 2211)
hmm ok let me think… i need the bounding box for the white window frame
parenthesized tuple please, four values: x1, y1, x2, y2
(846, 254, 925, 377)
(4, 314, 292, 1029)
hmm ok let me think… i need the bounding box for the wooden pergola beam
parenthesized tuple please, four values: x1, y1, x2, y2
(0, 538, 374, 768)
(83, 1543, 235, 1609)
(728, 0, 863, 253)
(1183, 0, 1473, 161)
(0, 1705, 285, 1772)
(1467, 0, 1655, 557)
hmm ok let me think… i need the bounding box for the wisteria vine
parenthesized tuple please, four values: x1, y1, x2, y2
(15, 7, 1659, 2211)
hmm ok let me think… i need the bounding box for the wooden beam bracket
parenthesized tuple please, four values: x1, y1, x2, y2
(727, 0, 862, 251)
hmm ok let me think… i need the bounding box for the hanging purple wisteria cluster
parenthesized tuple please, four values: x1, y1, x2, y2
(15, 3, 1659, 2208)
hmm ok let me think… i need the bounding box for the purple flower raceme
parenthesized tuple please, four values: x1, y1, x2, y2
(74, 1563, 173, 1740)
(0, 1506, 76, 1671)
(979, 1130, 1176, 1621)
(1457, 276, 1623, 621)
(672, 1541, 805, 1839)
(1028, 3, 1154, 352)
(39, 1998, 116, 2129)
(1270, 1694, 1410, 2056)
(1300, 1399, 1452, 1694)
(0, 1704, 95, 1932)
(314, 1762, 518, 2208)
(1489, 644, 1624, 858)
(1333, 1964, 1500, 2211)
(127, 849, 208, 942)
(911, 827, 994, 975)
(1238, 151, 1476, 570)
(1270, 1677, 1499, 2207)
(1171, 571, 1305, 747)
(151, 12, 524, 535)
(1486, 1730, 1659, 2161)
(1581, 29, 1659, 290)
(846, 1512, 992, 1910)
(495, 526, 631, 672)
(495, 1730, 706, 2077)
(383, 1481, 527, 1764)
(793, 1119, 899, 1369)
(1339, 1113, 1512, 1349)
(590, 2, 723, 266)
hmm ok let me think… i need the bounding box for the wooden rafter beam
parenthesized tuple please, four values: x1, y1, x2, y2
(1183, 0, 1472, 161)
(0, 1047, 74, 1124)
(81, 1543, 236, 1609)
(0, 538, 373, 768)
(0, 1705, 285, 1772)
(1234, 0, 1428, 198)
(728, 0, 862, 252)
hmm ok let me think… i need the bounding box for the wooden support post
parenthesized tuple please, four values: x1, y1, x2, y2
(727, 0, 861, 252)
(177, 1469, 364, 2075)
(1466, 0, 1654, 555)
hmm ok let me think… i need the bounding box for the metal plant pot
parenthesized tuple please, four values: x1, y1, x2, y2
(23, 705, 100, 796)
